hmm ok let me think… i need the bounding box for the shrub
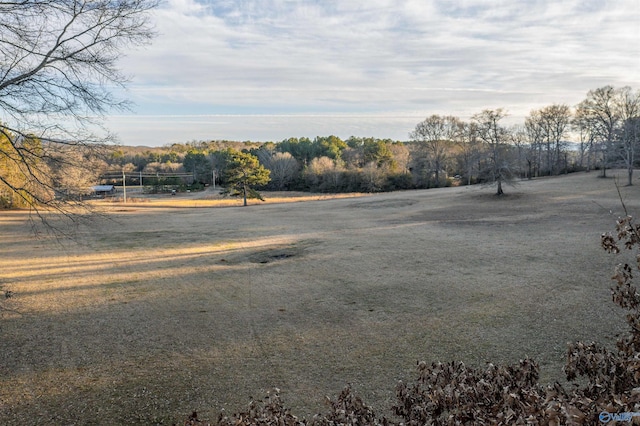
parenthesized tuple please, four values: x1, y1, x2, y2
(393, 358, 546, 424)
(383, 173, 414, 191)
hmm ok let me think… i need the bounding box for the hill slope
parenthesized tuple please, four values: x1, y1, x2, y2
(1, 171, 637, 424)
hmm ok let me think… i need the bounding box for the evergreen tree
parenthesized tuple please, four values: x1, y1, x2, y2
(222, 150, 270, 206)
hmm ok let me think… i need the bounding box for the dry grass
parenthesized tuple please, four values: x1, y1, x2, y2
(95, 189, 370, 209)
(1, 171, 638, 424)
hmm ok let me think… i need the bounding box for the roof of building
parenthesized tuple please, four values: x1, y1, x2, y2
(92, 185, 115, 192)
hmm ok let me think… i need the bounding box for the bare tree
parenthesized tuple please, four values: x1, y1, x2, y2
(613, 87, 640, 185)
(306, 156, 344, 192)
(53, 147, 108, 200)
(575, 86, 620, 178)
(142, 162, 183, 175)
(0, 0, 157, 225)
(258, 151, 299, 190)
(510, 125, 532, 179)
(410, 115, 463, 187)
(455, 121, 482, 186)
(472, 109, 512, 195)
(388, 142, 410, 174)
(572, 112, 596, 172)
(360, 161, 385, 192)
(524, 110, 544, 176)
(525, 104, 571, 176)
(542, 104, 571, 175)
(575, 86, 640, 183)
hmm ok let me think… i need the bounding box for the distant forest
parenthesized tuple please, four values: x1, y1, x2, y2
(2, 85, 639, 208)
(95, 85, 639, 194)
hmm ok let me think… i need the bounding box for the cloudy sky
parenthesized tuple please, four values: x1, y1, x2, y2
(108, 0, 639, 147)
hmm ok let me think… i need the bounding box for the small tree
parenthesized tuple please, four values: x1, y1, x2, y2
(255, 148, 299, 190)
(305, 156, 345, 192)
(222, 150, 270, 206)
(473, 109, 513, 195)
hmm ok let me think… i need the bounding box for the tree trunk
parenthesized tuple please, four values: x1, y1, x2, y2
(496, 179, 504, 195)
(242, 183, 248, 206)
(628, 167, 634, 186)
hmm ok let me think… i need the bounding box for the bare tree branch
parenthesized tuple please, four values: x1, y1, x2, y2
(0, 0, 158, 234)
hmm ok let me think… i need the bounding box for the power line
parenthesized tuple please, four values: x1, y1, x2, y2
(100, 172, 194, 179)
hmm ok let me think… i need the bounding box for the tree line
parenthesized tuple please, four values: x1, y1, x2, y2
(2, 85, 639, 209)
(93, 85, 640, 198)
(0, 82, 640, 208)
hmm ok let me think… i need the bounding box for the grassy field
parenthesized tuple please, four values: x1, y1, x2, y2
(1, 171, 639, 424)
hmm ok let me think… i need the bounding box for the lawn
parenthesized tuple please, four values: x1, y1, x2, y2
(1, 171, 637, 424)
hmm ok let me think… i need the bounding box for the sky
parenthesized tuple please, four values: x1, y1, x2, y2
(107, 0, 640, 147)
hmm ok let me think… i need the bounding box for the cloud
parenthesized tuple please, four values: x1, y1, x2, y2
(106, 113, 427, 144)
(111, 0, 640, 145)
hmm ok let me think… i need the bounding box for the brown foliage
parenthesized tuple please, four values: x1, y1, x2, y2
(215, 389, 305, 426)
(393, 359, 546, 425)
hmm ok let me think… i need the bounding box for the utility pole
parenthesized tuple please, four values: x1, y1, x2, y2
(122, 169, 127, 203)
